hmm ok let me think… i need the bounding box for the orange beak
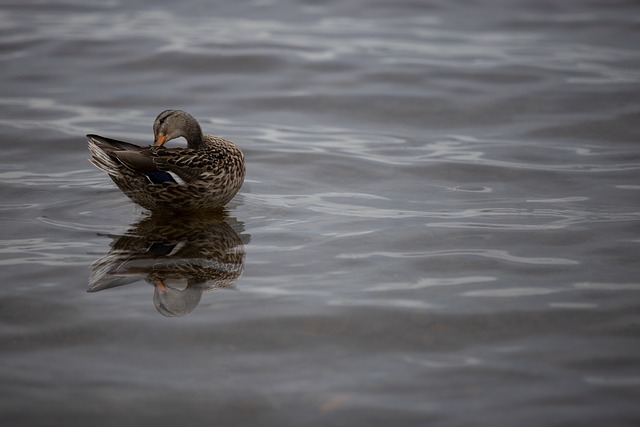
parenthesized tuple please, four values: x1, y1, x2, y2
(154, 133, 168, 147)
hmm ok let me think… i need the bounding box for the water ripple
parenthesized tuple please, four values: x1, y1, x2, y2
(367, 276, 496, 291)
(3, 5, 637, 86)
(574, 282, 640, 291)
(404, 354, 483, 369)
(584, 376, 640, 387)
(248, 193, 640, 230)
(0, 97, 146, 138)
(327, 297, 437, 310)
(0, 169, 105, 188)
(0, 237, 95, 266)
(337, 249, 578, 266)
(463, 287, 563, 298)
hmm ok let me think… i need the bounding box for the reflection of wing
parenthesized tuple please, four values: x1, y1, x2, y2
(88, 213, 247, 316)
(88, 275, 139, 292)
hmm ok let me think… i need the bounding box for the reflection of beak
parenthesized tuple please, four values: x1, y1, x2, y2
(154, 133, 168, 147)
(153, 279, 167, 291)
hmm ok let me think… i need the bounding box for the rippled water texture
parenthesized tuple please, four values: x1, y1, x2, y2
(1, 1, 639, 425)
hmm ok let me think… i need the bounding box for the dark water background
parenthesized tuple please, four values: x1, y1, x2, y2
(1, 0, 639, 425)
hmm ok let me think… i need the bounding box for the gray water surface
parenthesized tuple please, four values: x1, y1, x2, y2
(1, 1, 639, 426)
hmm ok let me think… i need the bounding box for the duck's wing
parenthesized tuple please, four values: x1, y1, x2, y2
(112, 147, 215, 184)
(87, 134, 178, 184)
(110, 149, 162, 174)
(149, 148, 217, 183)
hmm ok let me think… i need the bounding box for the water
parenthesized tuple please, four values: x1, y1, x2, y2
(1, 0, 639, 425)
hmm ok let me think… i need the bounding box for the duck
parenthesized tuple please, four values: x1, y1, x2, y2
(87, 109, 245, 213)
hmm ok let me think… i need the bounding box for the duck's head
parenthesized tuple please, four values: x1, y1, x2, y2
(153, 109, 204, 148)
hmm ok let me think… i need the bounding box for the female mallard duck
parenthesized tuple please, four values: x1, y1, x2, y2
(87, 110, 245, 213)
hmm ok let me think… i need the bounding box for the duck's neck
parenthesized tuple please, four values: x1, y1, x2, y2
(184, 120, 204, 149)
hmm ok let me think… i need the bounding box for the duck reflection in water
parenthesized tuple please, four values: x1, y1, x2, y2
(89, 212, 248, 317)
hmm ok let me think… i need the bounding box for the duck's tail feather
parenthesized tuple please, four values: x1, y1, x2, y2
(87, 134, 124, 177)
(86, 134, 144, 151)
